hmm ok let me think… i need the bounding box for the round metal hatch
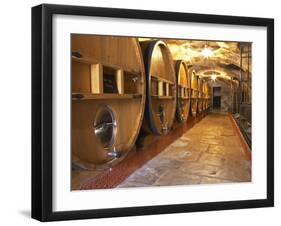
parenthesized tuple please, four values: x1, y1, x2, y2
(93, 106, 117, 148)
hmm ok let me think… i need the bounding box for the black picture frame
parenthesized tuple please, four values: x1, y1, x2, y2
(31, 3, 274, 222)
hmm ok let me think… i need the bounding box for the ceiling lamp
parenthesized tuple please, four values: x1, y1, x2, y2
(211, 74, 217, 80)
(201, 46, 213, 58)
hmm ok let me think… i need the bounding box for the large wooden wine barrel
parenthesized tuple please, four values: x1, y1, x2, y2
(140, 40, 176, 135)
(190, 69, 198, 117)
(202, 81, 210, 110)
(197, 76, 204, 113)
(71, 35, 146, 169)
(174, 60, 191, 122)
(201, 79, 206, 111)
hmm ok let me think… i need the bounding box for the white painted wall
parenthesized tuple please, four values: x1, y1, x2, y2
(0, 0, 279, 225)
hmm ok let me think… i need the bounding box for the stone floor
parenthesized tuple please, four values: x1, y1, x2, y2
(117, 113, 251, 188)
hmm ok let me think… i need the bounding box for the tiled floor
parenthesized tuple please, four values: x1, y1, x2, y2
(117, 113, 251, 188)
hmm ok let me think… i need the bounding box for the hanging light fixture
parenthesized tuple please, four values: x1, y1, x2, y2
(211, 74, 217, 80)
(201, 41, 213, 58)
(201, 47, 213, 58)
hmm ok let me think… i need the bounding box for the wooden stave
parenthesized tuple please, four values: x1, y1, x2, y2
(174, 60, 191, 123)
(71, 35, 146, 169)
(202, 80, 206, 111)
(140, 40, 177, 135)
(197, 76, 204, 113)
(202, 81, 210, 110)
(202, 80, 205, 111)
(190, 69, 198, 117)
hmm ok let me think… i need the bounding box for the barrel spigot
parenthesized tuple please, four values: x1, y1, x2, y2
(107, 146, 122, 158)
(162, 123, 169, 134)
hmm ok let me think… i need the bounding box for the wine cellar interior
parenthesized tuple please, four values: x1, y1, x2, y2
(71, 35, 252, 190)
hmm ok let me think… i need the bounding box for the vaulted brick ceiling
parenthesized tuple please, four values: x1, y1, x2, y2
(164, 39, 251, 82)
(138, 38, 251, 84)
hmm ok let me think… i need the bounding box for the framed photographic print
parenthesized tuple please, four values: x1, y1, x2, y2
(32, 4, 274, 221)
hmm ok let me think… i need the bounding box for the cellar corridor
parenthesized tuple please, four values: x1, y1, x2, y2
(71, 35, 252, 190)
(117, 113, 251, 188)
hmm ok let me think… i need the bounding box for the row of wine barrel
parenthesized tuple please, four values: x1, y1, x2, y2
(71, 35, 210, 170)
